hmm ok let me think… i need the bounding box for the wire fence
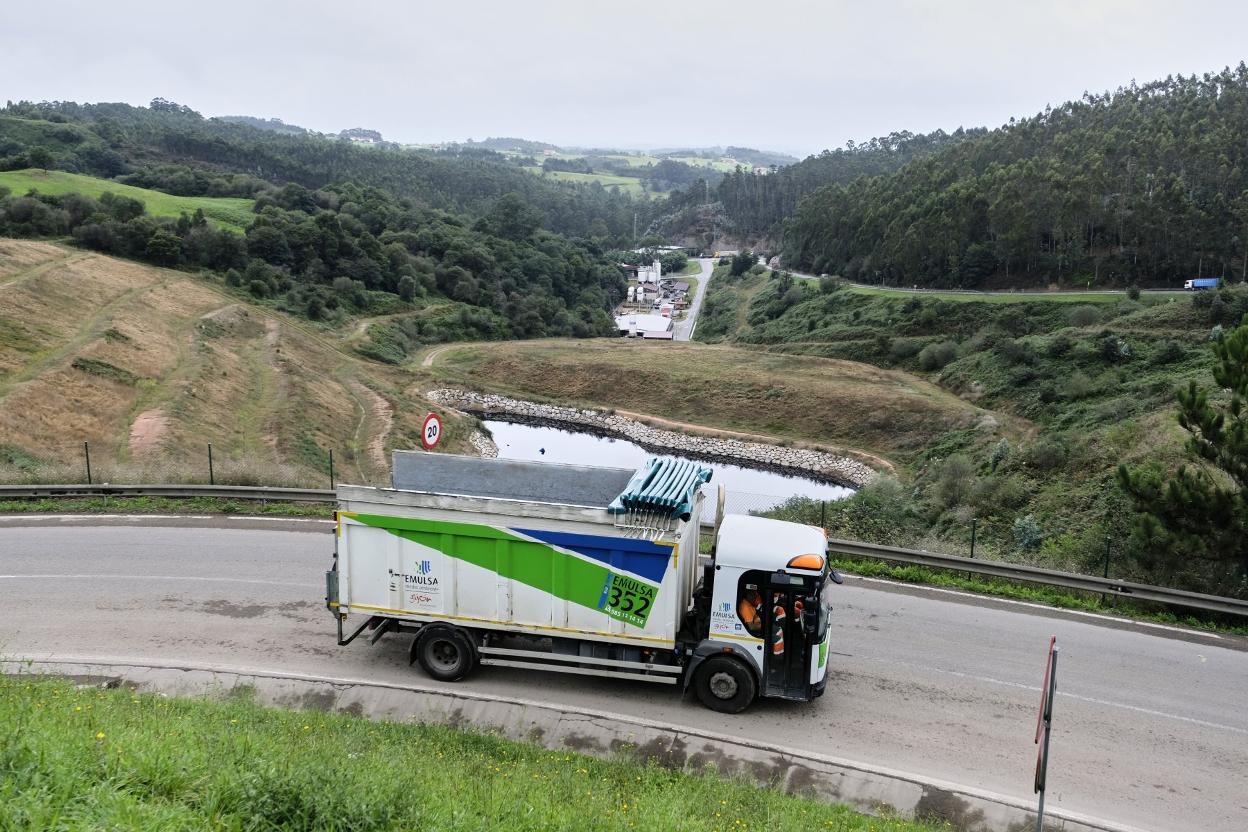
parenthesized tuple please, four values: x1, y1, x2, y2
(0, 441, 342, 490)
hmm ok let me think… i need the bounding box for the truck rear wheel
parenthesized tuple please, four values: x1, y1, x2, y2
(694, 655, 756, 713)
(414, 626, 476, 682)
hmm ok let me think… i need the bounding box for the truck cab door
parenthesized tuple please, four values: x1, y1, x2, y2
(761, 579, 813, 700)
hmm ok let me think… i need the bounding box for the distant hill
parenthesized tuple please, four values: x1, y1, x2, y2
(467, 137, 560, 153)
(0, 99, 652, 241)
(722, 146, 798, 167)
(218, 116, 310, 136)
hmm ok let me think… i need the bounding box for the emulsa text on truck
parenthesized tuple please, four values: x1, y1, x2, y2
(326, 452, 841, 713)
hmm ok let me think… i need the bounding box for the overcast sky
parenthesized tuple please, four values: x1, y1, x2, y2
(4, 1, 1247, 157)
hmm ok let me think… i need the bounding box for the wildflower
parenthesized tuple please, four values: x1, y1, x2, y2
(95, 731, 106, 740)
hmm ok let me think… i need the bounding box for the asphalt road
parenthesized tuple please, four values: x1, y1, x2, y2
(3, 518, 1246, 832)
(671, 257, 713, 341)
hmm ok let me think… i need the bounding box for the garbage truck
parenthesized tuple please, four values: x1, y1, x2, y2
(326, 451, 840, 713)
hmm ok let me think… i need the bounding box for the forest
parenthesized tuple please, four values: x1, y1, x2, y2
(0, 178, 624, 344)
(0, 100, 657, 244)
(781, 67, 1248, 288)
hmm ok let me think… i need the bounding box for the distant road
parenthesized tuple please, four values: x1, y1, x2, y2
(4, 517, 1246, 831)
(672, 257, 713, 341)
(763, 258, 1190, 297)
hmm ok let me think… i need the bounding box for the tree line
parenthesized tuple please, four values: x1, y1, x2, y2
(781, 66, 1248, 288)
(0, 180, 624, 345)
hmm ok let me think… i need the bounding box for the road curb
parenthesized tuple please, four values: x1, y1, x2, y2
(4, 655, 1145, 832)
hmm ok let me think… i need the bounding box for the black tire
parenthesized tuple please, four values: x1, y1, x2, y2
(414, 626, 476, 682)
(694, 655, 757, 713)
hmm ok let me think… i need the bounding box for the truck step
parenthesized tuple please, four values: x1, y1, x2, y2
(479, 657, 679, 684)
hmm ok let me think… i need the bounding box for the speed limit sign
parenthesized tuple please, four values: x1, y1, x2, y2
(421, 413, 443, 450)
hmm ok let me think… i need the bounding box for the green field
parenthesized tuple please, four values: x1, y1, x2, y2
(522, 166, 647, 195)
(0, 675, 942, 832)
(0, 169, 255, 232)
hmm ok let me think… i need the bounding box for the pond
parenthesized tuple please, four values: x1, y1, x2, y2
(483, 419, 852, 515)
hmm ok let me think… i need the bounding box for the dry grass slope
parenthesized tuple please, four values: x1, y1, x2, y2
(0, 240, 473, 486)
(425, 339, 1011, 465)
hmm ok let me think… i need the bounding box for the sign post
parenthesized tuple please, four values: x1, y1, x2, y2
(1034, 636, 1059, 832)
(421, 413, 443, 450)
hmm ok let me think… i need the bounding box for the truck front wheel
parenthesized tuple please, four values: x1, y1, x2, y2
(694, 655, 756, 713)
(414, 626, 476, 682)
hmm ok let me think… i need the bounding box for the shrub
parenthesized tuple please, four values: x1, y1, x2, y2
(989, 438, 1011, 470)
(1149, 340, 1184, 365)
(971, 473, 1029, 514)
(1013, 514, 1044, 551)
(889, 338, 923, 360)
(917, 340, 958, 370)
(930, 454, 976, 510)
(995, 338, 1035, 365)
(1024, 436, 1070, 471)
(1067, 305, 1101, 327)
(1127, 285, 1141, 300)
(1059, 371, 1097, 400)
(1099, 334, 1132, 363)
(1047, 334, 1073, 357)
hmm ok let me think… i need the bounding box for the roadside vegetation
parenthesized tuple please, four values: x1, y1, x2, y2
(0, 675, 944, 832)
(703, 265, 1248, 596)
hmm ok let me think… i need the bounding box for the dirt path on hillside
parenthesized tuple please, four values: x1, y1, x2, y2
(128, 409, 170, 456)
(0, 249, 89, 289)
(421, 344, 455, 367)
(349, 380, 394, 478)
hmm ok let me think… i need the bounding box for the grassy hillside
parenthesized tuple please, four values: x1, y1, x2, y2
(0, 676, 939, 832)
(423, 338, 1004, 468)
(0, 240, 475, 486)
(0, 169, 255, 232)
(522, 166, 647, 195)
(695, 266, 1245, 591)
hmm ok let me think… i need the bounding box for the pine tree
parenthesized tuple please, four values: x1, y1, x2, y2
(1118, 317, 1248, 593)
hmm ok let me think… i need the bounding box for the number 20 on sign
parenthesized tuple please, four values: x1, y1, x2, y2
(421, 413, 442, 449)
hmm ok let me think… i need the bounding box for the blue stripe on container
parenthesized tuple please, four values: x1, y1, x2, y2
(513, 527, 671, 585)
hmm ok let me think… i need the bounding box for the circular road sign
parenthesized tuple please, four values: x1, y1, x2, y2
(421, 413, 443, 450)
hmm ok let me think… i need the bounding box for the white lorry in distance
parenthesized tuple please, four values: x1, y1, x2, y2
(326, 452, 840, 712)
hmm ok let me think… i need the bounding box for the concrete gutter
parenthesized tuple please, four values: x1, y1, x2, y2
(3, 655, 1146, 832)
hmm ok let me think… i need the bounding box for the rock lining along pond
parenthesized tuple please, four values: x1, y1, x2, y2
(425, 388, 877, 488)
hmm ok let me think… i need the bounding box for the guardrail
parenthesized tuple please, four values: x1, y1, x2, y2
(0, 484, 335, 503)
(826, 537, 1248, 618)
(3, 484, 1246, 619)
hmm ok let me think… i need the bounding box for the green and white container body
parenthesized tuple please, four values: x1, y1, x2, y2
(334, 483, 703, 649)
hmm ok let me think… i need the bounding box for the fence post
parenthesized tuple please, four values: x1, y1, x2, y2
(208, 443, 214, 486)
(820, 500, 826, 529)
(328, 449, 335, 490)
(970, 518, 978, 559)
(1101, 535, 1112, 606)
(83, 441, 92, 485)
